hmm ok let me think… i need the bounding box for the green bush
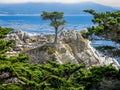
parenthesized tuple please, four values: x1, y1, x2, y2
(0, 40, 14, 54)
(95, 46, 115, 50)
(82, 32, 90, 38)
(48, 48, 57, 54)
(17, 53, 29, 62)
(0, 27, 13, 39)
(39, 45, 49, 51)
(0, 84, 23, 90)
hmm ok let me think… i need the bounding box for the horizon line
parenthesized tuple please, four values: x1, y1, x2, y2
(0, 1, 119, 8)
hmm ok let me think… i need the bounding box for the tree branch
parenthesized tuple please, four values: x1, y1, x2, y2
(57, 26, 64, 34)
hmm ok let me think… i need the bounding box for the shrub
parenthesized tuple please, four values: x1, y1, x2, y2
(48, 48, 57, 54)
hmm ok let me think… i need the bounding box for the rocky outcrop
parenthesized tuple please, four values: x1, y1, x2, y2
(90, 77, 120, 90)
(4, 30, 47, 57)
(0, 72, 25, 84)
(4, 77, 25, 84)
(5, 30, 30, 44)
(4, 30, 119, 69)
(5, 30, 47, 45)
(26, 30, 120, 69)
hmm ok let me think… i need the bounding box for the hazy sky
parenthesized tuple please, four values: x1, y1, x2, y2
(0, 0, 120, 7)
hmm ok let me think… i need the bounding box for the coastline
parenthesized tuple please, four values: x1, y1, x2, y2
(88, 40, 120, 69)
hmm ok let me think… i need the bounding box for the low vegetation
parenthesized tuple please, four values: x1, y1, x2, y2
(0, 54, 120, 90)
(95, 46, 115, 51)
(0, 27, 14, 54)
(0, 27, 13, 39)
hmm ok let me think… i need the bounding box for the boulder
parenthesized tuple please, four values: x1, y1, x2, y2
(90, 77, 120, 90)
(5, 30, 30, 44)
(0, 72, 11, 79)
(4, 77, 25, 84)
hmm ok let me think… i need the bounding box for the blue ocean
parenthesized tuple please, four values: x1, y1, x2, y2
(0, 15, 93, 34)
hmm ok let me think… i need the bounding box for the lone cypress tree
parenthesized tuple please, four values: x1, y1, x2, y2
(41, 11, 65, 44)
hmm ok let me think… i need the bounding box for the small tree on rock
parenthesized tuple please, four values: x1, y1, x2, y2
(41, 11, 65, 44)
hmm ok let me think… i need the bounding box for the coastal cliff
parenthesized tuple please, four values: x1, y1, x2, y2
(17, 30, 119, 69)
(4, 30, 120, 69)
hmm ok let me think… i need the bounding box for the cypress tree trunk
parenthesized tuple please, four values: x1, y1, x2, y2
(54, 28, 58, 44)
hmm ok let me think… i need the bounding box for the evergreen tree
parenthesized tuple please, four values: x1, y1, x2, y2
(41, 11, 65, 43)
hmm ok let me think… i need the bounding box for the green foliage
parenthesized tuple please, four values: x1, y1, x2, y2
(90, 64, 119, 79)
(0, 40, 14, 54)
(50, 20, 65, 28)
(39, 45, 49, 51)
(0, 26, 13, 39)
(82, 25, 104, 38)
(83, 10, 120, 43)
(48, 48, 57, 54)
(41, 11, 64, 21)
(39, 46, 57, 54)
(0, 84, 23, 90)
(0, 53, 28, 64)
(84, 9, 96, 15)
(82, 32, 90, 38)
(0, 54, 119, 90)
(41, 11, 65, 28)
(95, 46, 115, 51)
(7, 40, 15, 47)
(0, 27, 14, 53)
(17, 53, 29, 62)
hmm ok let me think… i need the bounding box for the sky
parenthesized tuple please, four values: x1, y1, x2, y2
(0, 0, 120, 7)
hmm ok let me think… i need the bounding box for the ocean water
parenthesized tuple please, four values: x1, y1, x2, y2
(0, 15, 93, 34)
(92, 40, 120, 63)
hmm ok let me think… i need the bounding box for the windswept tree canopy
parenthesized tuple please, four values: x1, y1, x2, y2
(41, 11, 65, 43)
(82, 10, 120, 43)
(41, 12, 64, 20)
(41, 11, 65, 28)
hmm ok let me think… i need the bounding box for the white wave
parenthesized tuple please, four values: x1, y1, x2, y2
(0, 20, 92, 34)
(0, 14, 40, 16)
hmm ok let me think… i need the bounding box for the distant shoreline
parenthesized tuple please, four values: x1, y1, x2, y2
(0, 14, 92, 16)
